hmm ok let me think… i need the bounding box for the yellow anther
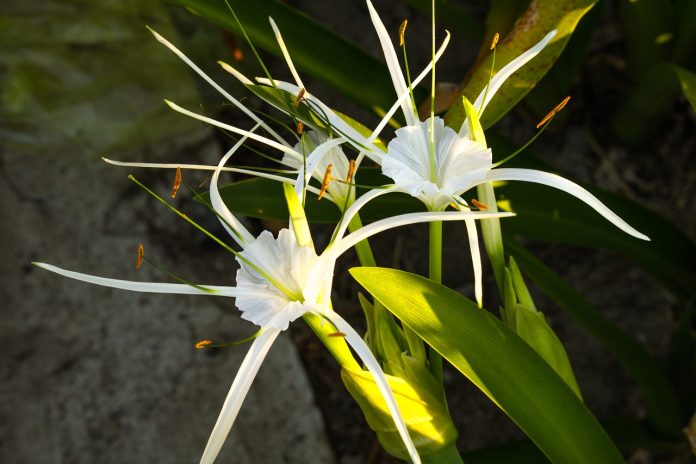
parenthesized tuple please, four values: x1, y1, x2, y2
(327, 331, 346, 338)
(195, 339, 212, 349)
(294, 88, 306, 108)
(296, 121, 304, 135)
(170, 166, 182, 199)
(346, 159, 357, 184)
(471, 199, 489, 211)
(490, 32, 500, 50)
(318, 164, 333, 200)
(536, 96, 571, 129)
(135, 243, 144, 270)
(399, 20, 408, 46)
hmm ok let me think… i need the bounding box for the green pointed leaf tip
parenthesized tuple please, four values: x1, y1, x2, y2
(351, 267, 623, 463)
(462, 96, 487, 146)
(342, 365, 457, 459)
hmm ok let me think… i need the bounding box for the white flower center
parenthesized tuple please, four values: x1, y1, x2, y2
(382, 117, 493, 210)
(234, 229, 330, 330)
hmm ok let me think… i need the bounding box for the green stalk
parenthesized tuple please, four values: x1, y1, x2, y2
(303, 313, 359, 370)
(348, 213, 426, 363)
(428, 220, 444, 386)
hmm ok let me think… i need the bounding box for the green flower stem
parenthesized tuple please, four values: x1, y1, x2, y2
(303, 313, 360, 370)
(422, 443, 466, 464)
(428, 220, 444, 386)
(348, 213, 426, 363)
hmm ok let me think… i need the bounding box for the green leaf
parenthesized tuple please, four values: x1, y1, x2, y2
(503, 238, 683, 436)
(171, 0, 417, 112)
(351, 267, 624, 463)
(446, 0, 598, 129)
(674, 66, 696, 113)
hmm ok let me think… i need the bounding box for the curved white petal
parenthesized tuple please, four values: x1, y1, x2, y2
(218, 61, 253, 85)
(269, 17, 304, 89)
(101, 158, 323, 197)
(293, 138, 346, 199)
(366, 0, 417, 126)
(254, 78, 383, 162)
(333, 185, 402, 243)
(165, 100, 302, 158)
(34, 262, 237, 296)
(199, 328, 281, 464)
(463, 215, 483, 308)
(147, 27, 288, 147)
(369, 31, 451, 144)
(331, 210, 514, 258)
(483, 168, 650, 241)
(460, 30, 557, 136)
(321, 311, 421, 464)
(210, 124, 261, 245)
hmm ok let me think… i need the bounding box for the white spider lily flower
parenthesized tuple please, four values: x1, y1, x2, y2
(37, 127, 515, 463)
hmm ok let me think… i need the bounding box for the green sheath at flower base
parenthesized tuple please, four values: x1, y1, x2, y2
(342, 356, 458, 460)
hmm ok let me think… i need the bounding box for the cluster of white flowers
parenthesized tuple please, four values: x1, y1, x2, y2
(36, 1, 648, 463)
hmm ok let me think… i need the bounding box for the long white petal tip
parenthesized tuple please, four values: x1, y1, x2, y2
(163, 99, 180, 111)
(145, 25, 166, 43)
(218, 61, 253, 85)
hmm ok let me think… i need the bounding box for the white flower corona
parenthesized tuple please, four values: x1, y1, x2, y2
(382, 117, 492, 210)
(235, 228, 329, 330)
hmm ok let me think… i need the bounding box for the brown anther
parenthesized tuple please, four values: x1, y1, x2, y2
(346, 159, 357, 184)
(195, 339, 212, 349)
(327, 331, 346, 338)
(318, 164, 333, 200)
(399, 20, 408, 46)
(490, 32, 500, 50)
(135, 243, 144, 269)
(170, 166, 182, 199)
(294, 88, 306, 108)
(536, 96, 571, 129)
(471, 199, 489, 211)
(233, 48, 243, 62)
(296, 121, 304, 135)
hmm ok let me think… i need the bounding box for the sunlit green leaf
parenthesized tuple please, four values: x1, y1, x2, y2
(674, 66, 696, 113)
(351, 267, 624, 463)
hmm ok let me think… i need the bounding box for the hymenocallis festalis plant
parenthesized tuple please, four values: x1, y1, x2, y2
(34, 0, 659, 463)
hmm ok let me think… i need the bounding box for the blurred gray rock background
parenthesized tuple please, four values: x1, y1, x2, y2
(0, 1, 334, 462)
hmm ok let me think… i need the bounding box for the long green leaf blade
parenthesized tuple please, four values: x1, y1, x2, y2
(351, 267, 624, 463)
(503, 238, 683, 436)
